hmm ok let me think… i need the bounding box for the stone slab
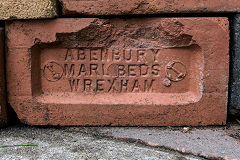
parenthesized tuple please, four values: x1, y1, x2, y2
(5, 18, 229, 126)
(0, 125, 205, 160)
(229, 15, 240, 117)
(1, 124, 239, 160)
(93, 124, 240, 160)
(0, 0, 58, 20)
(0, 28, 8, 127)
(61, 0, 240, 16)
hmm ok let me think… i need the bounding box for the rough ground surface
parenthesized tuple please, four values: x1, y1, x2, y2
(94, 124, 240, 160)
(0, 123, 239, 160)
(0, 124, 205, 160)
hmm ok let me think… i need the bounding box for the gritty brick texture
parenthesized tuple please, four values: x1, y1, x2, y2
(0, 28, 8, 127)
(6, 18, 229, 126)
(0, 0, 58, 20)
(61, 0, 240, 16)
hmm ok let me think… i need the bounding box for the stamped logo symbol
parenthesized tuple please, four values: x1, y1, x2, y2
(43, 61, 63, 82)
(166, 61, 187, 82)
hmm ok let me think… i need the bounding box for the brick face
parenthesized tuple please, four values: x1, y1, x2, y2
(61, 0, 240, 16)
(0, 28, 8, 127)
(6, 18, 229, 126)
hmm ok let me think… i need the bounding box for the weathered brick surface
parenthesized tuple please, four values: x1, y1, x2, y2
(0, 28, 8, 127)
(0, 0, 58, 20)
(229, 15, 240, 117)
(6, 18, 229, 126)
(61, 0, 240, 16)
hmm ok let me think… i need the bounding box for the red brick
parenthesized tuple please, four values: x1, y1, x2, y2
(6, 18, 229, 126)
(0, 28, 8, 127)
(61, 0, 240, 16)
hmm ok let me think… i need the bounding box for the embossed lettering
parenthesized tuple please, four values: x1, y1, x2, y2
(123, 49, 132, 61)
(42, 48, 188, 93)
(90, 49, 99, 61)
(84, 79, 92, 91)
(151, 49, 160, 62)
(144, 79, 155, 92)
(69, 79, 80, 92)
(64, 64, 75, 77)
(78, 49, 86, 60)
(137, 49, 146, 62)
(65, 49, 75, 61)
